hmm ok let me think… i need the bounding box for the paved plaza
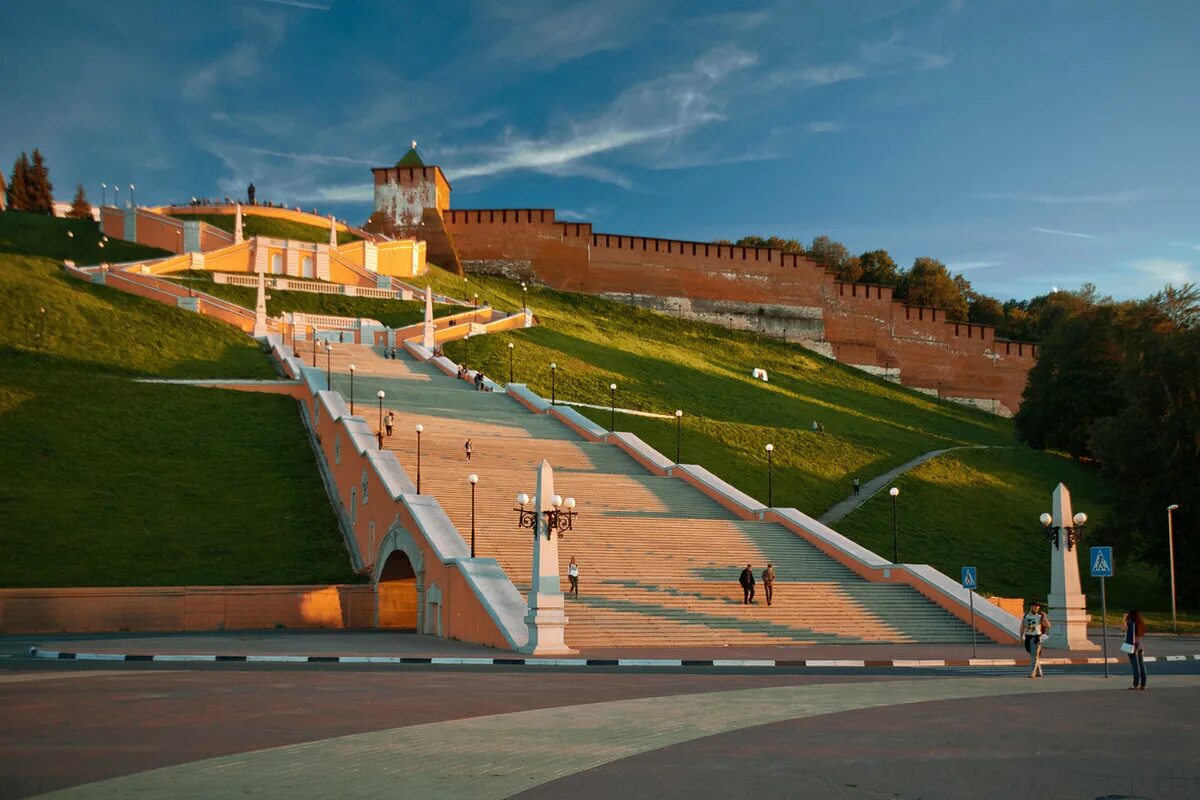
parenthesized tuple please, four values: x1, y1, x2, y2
(2, 639, 1198, 800)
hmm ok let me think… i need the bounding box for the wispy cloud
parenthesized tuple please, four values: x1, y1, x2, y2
(480, 0, 655, 68)
(805, 121, 842, 133)
(768, 31, 951, 90)
(257, 0, 329, 9)
(1032, 227, 1098, 240)
(975, 190, 1142, 204)
(246, 147, 377, 167)
(445, 46, 758, 185)
(1169, 241, 1200, 252)
(946, 259, 1004, 271)
(183, 9, 288, 100)
(1130, 258, 1194, 285)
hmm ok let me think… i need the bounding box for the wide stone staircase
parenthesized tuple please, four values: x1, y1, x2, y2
(324, 343, 976, 647)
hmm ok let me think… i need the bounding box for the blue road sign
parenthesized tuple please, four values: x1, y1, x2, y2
(961, 566, 977, 589)
(1090, 546, 1114, 578)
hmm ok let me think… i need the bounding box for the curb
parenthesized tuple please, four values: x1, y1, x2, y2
(27, 647, 1200, 669)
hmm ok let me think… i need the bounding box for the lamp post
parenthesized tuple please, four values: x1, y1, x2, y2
(1168, 503, 1180, 635)
(324, 343, 332, 391)
(348, 364, 356, 414)
(312, 333, 318, 367)
(113, 185, 120, 207)
(550, 362, 557, 406)
(129, 184, 136, 209)
(515, 492, 578, 539)
(609, 383, 617, 431)
(1037, 510, 1088, 550)
(675, 409, 683, 463)
(508, 342, 514, 384)
(765, 443, 774, 507)
(376, 390, 385, 450)
(415, 424, 424, 494)
(521, 283, 527, 313)
(889, 487, 900, 563)
(101, 183, 107, 206)
(468, 473, 479, 558)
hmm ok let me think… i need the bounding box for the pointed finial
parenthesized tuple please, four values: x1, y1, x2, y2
(411, 140, 418, 150)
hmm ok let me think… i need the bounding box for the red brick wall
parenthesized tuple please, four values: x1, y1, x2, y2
(442, 208, 1036, 412)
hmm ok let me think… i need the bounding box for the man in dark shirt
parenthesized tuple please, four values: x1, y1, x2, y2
(739, 564, 756, 605)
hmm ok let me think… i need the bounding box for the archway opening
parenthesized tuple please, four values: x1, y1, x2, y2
(377, 550, 417, 629)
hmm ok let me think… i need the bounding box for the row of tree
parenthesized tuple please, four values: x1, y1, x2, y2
(1015, 284, 1199, 605)
(4, 150, 93, 219)
(715, 234, 1060, 341)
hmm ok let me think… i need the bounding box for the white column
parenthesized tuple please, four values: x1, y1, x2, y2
(521, 459, 574, 655)
(329, 214, 338, 248)
(1044, 482, 1097, 650)
(234, 203, 244, 244)
(252, 267, 269, 337)
(422, 285, 435, 350)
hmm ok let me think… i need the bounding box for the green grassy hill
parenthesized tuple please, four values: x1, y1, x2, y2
(165, 270, 452, 329)
(0, 253, 352, 587)
(169, 212, 361, 245)
(0, 209, 171, 265)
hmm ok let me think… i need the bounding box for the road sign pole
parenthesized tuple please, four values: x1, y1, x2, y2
(1100, 575, 1109, 678)
(969, 590, 976, 659)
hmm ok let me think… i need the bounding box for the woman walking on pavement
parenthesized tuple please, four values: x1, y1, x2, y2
(1123, 609, 1147, 690)
(1022, 601, 1050, 678)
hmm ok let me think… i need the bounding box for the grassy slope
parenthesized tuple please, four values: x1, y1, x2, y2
(0, 209, 171, 265)
(166, 270, 450, 329)
(833, 447, 1162, 610)
(170, 212, 360, 245)
(434, 265, 1011, 514)
(0, 253, 352, 587)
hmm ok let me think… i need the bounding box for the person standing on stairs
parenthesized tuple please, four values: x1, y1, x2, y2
(464, 439, 472, 462)
(385, 411, 394, 438)
(739, 564, 756, 605)
(762, 563, 775, 606)
(567, 556, 579, 599)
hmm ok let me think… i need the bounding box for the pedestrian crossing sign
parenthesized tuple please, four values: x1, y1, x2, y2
(961, 566, 977, 589)
(1090, 546, 1114, 578)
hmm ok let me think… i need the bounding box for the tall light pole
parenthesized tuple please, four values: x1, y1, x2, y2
(324, 343, 332, 390)
(765, 443, 774, 507)
(1168, 503, 1180, 635)
(113, 185, 120, 207)
(609, 383, 617, 431)
(675, 409, 683, 463)
(348, 364, 356, 413)
(468, 473, 479, 558)
(101, 183, 107, 207)
(129, 184, 136, 209)
(376, 390, 385, 450)
(415, 424, 424, 494)
(508, 342, 514, 384)
(521, 282, 527, 313)
(550, 362, 557, 406)
(312, 333, 318, 367)
(889, 487, 900, 563)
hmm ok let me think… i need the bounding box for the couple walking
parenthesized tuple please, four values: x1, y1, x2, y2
(738, 563, 775, 606)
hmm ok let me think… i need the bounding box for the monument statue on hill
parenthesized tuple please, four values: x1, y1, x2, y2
(247, 182, 256, 206)
(1041, 483, 1098, 651)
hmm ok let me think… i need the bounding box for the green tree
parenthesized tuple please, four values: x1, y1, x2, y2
(808, 236, 859, 280)
(858, 249, 899, 286)
(8, 153, 32, 212)
(968, 293, 1006, 327)
(899, 257, 969, 321)
(67, 183, 92, 219)
(26, 148, 54, 214)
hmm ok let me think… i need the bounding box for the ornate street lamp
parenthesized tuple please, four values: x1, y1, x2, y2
(890, 487, 900, 563)
(508, 342, 514, 384)
(376, 390, 385, 450)
(515, 492, 578, 539)
(348, 364, 356, 414)
(550, 362, 557, 406)
(468, 473, 479, 558)
(609, 383, 617, 431)
(415, 424, 424, 493)
(675, 409, 683, 463)
(1038, 509, 1087, 551)
(765, 443, 774, 507)
(129, 184, 136, 209)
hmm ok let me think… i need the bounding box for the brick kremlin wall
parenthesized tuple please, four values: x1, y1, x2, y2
(439, 208, 1036, 414)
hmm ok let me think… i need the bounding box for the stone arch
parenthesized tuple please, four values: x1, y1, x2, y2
(424, 582, 443, 637)
(374, 523, 425, 631)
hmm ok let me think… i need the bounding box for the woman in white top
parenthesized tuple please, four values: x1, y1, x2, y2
(1022, 601, 1050, 678)
(567, 556, 579, 599)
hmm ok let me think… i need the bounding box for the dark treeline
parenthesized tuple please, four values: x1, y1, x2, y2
(1015, 284, 1200, 605)
(4, 149, 92, 219)
(715, 234, 1066, 341)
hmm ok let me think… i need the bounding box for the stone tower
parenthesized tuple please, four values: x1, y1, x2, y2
(368, 142, 462, 274)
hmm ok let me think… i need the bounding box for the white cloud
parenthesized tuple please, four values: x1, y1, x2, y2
(480, 0, 653, 68)
(805, 121, 842, 133)
(1169, 241, 1200, 251)
(946, 260, 1004, 271)
(183, 9, 288, 100)
(975, 190, 1142, 204)
(769, 31, 951, 90)
(245, 147, 377, 167)
(1130, 258, 1194, 285)
(1032, 227, 1097, 240)
(445, 46, 758, 185)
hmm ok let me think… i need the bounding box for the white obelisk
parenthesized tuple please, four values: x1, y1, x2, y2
(521, 459, 574, 655)
(1044, 483, 1097, 650)
(234, 203, 244, 244)
(329, 213, 338, 248)
(422, 285, 435, 350)
(252, 266, 269, 337)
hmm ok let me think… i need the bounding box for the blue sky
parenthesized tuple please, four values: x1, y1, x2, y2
(3, 0, 1197, 300)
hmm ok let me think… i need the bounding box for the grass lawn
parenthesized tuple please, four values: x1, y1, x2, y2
(165, 270, 452, 329)
(435, 265, 1013, 515)
(169, 212, 361, 245)
(0, 253, 353, 586)
(834, 447, 1165, 610)
(0, 209, 171, 266)
(1098, 611, 1200, 636)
